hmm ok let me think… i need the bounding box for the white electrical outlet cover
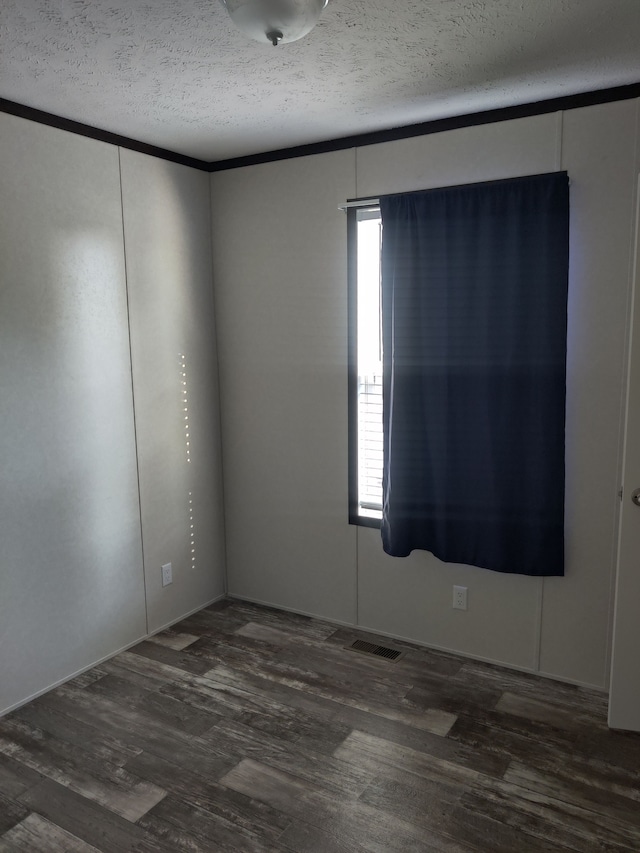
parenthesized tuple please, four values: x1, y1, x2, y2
(453, 585, 467, 610)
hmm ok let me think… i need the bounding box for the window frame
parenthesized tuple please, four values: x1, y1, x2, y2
(347, 205, 383, 529)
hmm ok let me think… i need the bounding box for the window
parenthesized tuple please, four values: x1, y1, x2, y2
(348, 173, 569, 575)
(348, 205, 383, 526)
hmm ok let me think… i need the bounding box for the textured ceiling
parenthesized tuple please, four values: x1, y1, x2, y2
(1, 0, 640, 162)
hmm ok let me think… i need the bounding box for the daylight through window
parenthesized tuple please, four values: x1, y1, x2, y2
(353, 207, 383, 522)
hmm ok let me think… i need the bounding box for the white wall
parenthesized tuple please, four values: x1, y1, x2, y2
(1, 94, 635, 714)
(0, 114, 225, 715)
(211, 99, 640, 689)
(120, 150, 226, 632)
(609, 103, 640, 730)
(211, 151, 358, 624)
(540, 101, 639, 685)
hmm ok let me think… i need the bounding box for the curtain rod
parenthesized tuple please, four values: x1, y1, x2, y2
(338, 197, 380, 212)
(338, 170, 570, 212)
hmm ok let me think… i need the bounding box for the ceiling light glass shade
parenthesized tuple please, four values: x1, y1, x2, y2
(220, 0, 329, 45)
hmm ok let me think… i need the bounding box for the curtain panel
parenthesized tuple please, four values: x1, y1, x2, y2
(380, 172, 569, 576)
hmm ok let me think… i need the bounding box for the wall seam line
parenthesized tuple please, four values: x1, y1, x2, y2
(355, 143, 359, 626)
(533, 578, 544, 672)
(208, 173, 230, 597)
(607, 98, 640, 690)
(117, 147, 149, 635)
(556, 109, 564, 172)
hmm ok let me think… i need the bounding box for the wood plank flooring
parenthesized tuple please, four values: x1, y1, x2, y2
(1, 599, 640, 852)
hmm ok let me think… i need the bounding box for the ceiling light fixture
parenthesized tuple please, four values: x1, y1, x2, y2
(220, 0, 329, 46)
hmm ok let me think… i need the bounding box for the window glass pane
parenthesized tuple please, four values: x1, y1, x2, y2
(356, 210, 383, 520)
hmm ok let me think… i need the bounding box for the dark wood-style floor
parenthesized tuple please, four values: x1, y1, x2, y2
(1, 599, 640, 852)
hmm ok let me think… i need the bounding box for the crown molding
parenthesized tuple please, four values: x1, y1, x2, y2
(209, 82, 640, 172)
(3, 82, 640, 174)
(0, 98, 210, 171)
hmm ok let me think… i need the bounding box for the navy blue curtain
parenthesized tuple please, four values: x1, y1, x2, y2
(380, 172, 569, 576)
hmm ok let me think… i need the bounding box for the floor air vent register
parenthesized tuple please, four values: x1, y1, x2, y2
(348, 639, 403, 661)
